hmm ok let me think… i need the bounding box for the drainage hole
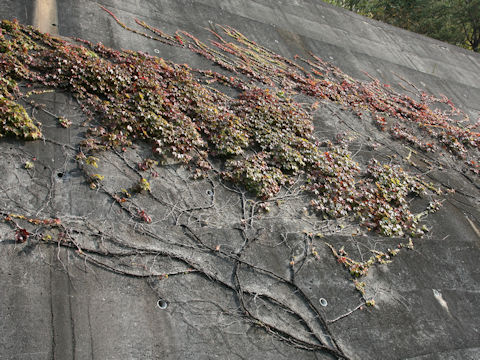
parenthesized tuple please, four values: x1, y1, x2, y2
(157, 299, 168, 310)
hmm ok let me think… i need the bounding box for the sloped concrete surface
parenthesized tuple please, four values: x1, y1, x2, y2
(1, 1, 480, 359)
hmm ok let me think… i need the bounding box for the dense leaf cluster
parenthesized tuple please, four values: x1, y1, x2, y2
(0, 16, 469, 237)
(167, 24, 479, 173)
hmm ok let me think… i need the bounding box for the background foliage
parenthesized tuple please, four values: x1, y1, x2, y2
(325, 0, 480, 52)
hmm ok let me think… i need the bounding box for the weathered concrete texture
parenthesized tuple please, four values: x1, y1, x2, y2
(1, 1, 480, 359)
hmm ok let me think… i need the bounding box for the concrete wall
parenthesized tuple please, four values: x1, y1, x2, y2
(1, 1, 479, 359)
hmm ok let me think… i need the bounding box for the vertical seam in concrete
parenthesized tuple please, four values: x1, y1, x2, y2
(33, 0, 58, 35)
(24, 0, 29, 24)
(68, 264, 76, 360)
(87, 298, 95, 360)
(49, 253, 56, 360)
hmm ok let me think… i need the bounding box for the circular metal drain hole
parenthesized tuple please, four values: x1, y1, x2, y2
(157, 299, 168, 310)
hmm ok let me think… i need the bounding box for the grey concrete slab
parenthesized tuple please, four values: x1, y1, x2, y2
(1, 0, 480, 359)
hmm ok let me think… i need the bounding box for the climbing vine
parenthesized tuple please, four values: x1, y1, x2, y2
(0, 17, 457, 237)
(1, 9, 479, 358)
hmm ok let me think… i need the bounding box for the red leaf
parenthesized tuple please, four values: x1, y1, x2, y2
(15, 228, 30, 243)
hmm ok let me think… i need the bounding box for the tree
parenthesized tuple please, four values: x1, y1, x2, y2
(453, 0, 480, 52)
(324, 0, 480, 52)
